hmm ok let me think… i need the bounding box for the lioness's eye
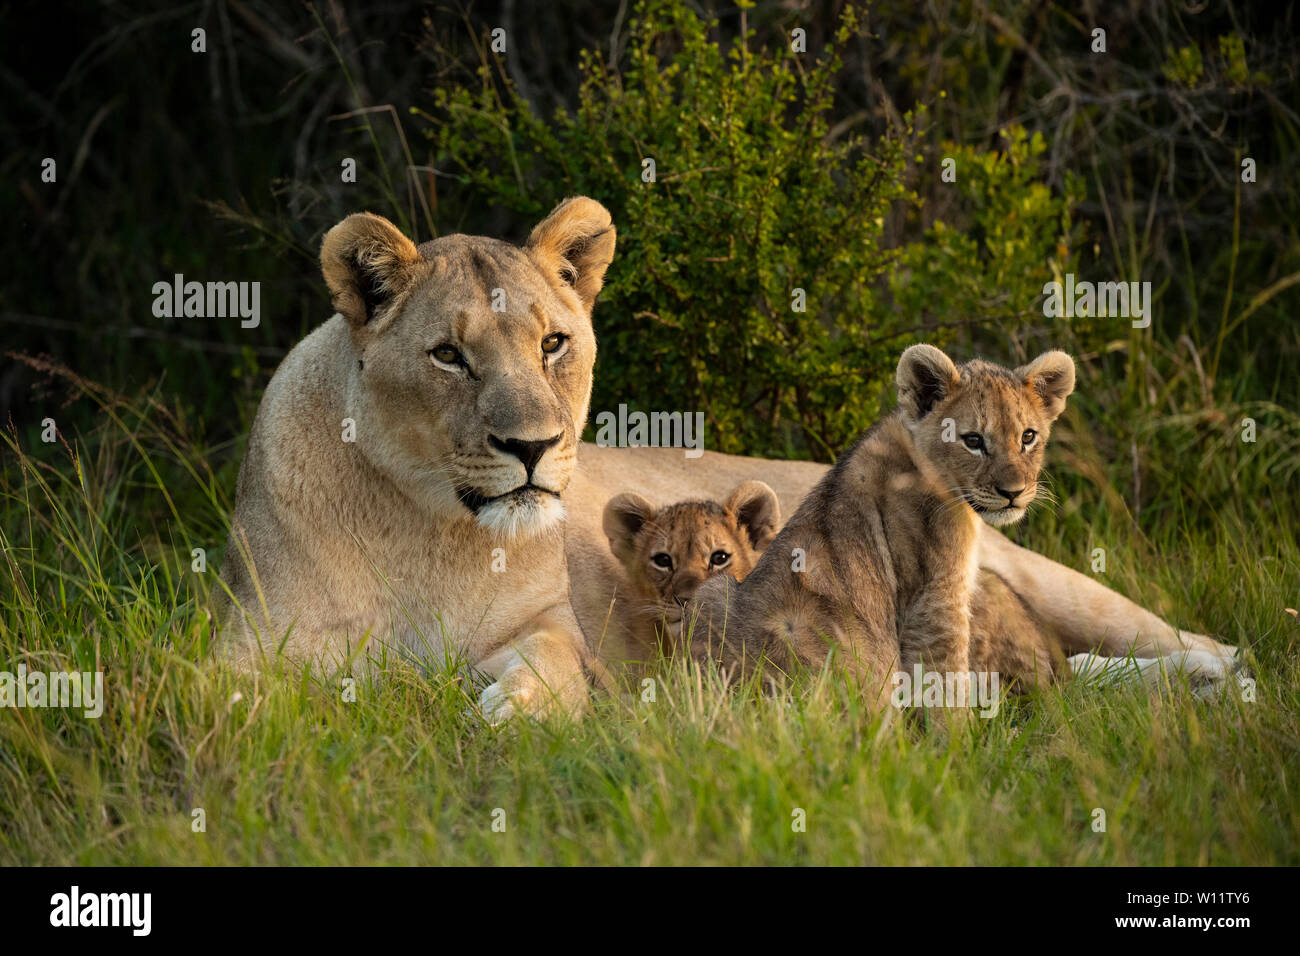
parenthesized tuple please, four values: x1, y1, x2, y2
(541, 333, 567, 355)
(1022, 429, 1037, 446)
(651, 553, 673, 570)
(961, 433, 985, 451)
(430, 344, 462, 366)
(710, 550, 730, 567)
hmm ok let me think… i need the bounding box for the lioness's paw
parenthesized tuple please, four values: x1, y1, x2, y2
(1178, 649, 1231, 699)
(477, 663, 589, 724)
(1198, 648, 1253, 700)
(478, 680, 530, 724)
(1068, 649, 1236, 699)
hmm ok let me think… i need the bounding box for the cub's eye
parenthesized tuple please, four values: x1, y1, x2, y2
(651, 553, 673, 570)
(541, 333, 567, 355)
(961, 433, 985, 451)
(1022, 429, 1037, 446)
(429, 344, 463, 367)
(709, 550, 731, 568)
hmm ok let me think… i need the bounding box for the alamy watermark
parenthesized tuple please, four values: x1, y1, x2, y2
(50, 886, 150, 936)
(1, 664, 103, 718)
(890, 665, 1001, 718)
(593, 403, 706, 458)
(152, 273, 260, 328)
(1042, 273, 1151, 328)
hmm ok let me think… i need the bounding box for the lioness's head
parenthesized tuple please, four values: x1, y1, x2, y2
(320, 197, 615, 538)
(896, 344, 1075, 527)
(603, 481, 780, 617)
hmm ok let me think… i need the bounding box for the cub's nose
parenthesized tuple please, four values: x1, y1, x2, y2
(490, 434, 562, 475)
(996, 486, 1026, 506)
(671, 576, 704, 605)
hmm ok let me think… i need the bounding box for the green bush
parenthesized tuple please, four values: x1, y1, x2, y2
(430, 1, 1079, 459)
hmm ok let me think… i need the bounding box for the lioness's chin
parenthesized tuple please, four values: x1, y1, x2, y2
(979, 506, 1026, 528)
(475, 490, 566, 538)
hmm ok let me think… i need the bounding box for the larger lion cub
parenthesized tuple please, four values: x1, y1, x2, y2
(217, 198, 616, 722)
(688, 344, 1075, 707)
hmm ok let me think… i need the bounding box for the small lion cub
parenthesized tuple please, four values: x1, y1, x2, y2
(603, 481, 780, 656)
(689, 344, 1076, 710)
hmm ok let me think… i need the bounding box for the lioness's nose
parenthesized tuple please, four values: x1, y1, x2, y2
(490, 434, 561, 474)
(996, 486, 1026, 505)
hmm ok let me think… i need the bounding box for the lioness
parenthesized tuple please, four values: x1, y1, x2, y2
(602, 480, 779, 659)
(217, 197, 616, 722)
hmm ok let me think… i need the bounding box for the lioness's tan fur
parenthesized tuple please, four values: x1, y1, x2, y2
(218, 198, 616, 721)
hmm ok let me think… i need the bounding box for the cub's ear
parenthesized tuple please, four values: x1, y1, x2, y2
(896, 344, 960, 421)
(525, 196, 616, 313)
(321, 213, 422, 329)
(603, 492, 656, 567)
(725, 480, 780, 552)
(1017, 350, 1076, 420)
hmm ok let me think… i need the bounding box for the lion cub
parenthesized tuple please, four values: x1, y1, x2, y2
(603, 481, 780, 656)
(688, 345, 1076, 708)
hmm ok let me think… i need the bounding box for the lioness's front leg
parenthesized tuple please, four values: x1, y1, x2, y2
(976, 525, 1237, 663)
(476, 603, 591, 723)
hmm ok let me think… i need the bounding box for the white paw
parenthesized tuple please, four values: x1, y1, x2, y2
(478, 681, 519, 724)
(1068, 649, 1233, 697)
(1179, 650, 1230, 698)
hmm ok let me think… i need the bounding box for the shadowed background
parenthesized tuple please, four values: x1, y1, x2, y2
(4, 1, 1296, 462)
(1, 0, 1298, 867)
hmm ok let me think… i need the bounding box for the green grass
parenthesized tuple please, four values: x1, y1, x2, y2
(1, 366, 1297, 866)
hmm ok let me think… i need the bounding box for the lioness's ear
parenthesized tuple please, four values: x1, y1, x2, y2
(526, 196, 616, 313)
(896, 344, 960, 421)
(321, 212, 422, 329)
(1017, 350, 1076, 420)
(725, 480, 780, 552)
(603, 492, 656, 566)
